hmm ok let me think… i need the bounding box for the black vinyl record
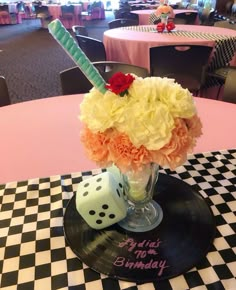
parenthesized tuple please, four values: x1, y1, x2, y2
(63, 173, 215, 283)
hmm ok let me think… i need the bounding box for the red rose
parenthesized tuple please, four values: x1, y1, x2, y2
(105, 72, 135, 96)
(166, 21, 175, 32)
(157, 22, 165, 33)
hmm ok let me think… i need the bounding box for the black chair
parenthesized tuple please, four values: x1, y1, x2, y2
(72, 25, 88, 36)
(0, 76, 11, 107)
(222, 68, 236, 103)
(93, 61, 149, 80)
(60, 5, 74, 26)
(120, 11, 139, 22)
(108, 18, 139, 29)
(207, 66, 236, 99)
(60, 61, 149, 95)
(34, 5, 52, 20)
(150, 45, 213, 95)
(174, 12, 198, 24)
(75, 35, 106, 62)
(60, 67, 92, 95)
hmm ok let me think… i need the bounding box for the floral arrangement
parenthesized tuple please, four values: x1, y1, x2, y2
(80, 73, 202, 173)
(155, 0, 175, 32)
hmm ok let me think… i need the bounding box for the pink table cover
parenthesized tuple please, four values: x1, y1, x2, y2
(0, 95, 235, 184)
(132, 9, 199, 25)
(103, 25, 236, 72)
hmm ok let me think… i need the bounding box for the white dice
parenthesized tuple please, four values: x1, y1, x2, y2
(76, 172, 127, 229)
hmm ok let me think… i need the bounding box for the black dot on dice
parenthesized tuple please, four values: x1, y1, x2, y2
(96, 220, 102, 224)
(89, 210, 96, 215)
(102, 204, 109, 209)
(119, 183, 123, 188)
(109, 214, 115, 219)
(83, 191, 89, 197)
(96, 177, 102, 182)
(116, 189, 120, 197)
(96, 186, 102, 191)
(99, 212, 105, 217)
(84, 183, 89, 187)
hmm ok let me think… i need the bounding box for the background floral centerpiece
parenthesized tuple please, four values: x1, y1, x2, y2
(155, 0, 175, 32)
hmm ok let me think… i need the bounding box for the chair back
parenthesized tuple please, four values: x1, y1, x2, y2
(120, 11, 139, 22)
(60, 67, 92, 95)
(174, 12, 198, 24)
(72, 25, 88, 36)
(60, 62, 149, 95)
(61, 4, 74, 14)
(0, 76, 11, 107)
(150, 45, 213, 93)
(108, 18, 139, 29)
(0, 4, 9, 12)
(75, 35, 106, 62)
(222, 67, 236, 103)
(34, 5, 51, 18)
(93, 61, 149, 80)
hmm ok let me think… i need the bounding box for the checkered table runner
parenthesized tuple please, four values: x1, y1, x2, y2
(122, 26, 236, 87)
(0, 150, 236, 290)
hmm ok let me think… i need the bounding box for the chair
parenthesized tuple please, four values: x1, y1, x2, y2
(60, 62, 149, 95)
(60, 67, 92, 95)
(34, 5, 52, 20)
(60, 5, 74, 27)
(222, 68, 236, 103)
(120, 11, 139, 22)
(174, 12, 198, 25)
(207, 66, 236, 99)
(93, 61, 149, 80)
(0, 76, 11, 107)
(149, 45, 213, 95)
(75, 35, 106, 62)
(108, 18, 139, 29)
(72, 25, 88, 36)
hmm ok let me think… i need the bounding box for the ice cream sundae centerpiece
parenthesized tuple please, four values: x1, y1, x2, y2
(48, 19, 202, 232)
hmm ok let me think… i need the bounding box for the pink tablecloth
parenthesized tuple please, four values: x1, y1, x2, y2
(132, 9, 199, 25)
(104, 25, 236, 72)
(0, 95, 235, 184)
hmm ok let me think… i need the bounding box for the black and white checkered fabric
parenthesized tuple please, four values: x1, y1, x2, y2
(0, 150, 236, 290)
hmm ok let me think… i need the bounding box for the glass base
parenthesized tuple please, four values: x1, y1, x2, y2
(118, 200, 163, 232)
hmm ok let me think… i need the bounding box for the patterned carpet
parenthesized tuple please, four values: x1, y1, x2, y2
(0, 12, 114, 104)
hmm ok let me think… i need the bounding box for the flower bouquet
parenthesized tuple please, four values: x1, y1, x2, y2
(80, 73, 202, 174)
(80, 72, 202, 231)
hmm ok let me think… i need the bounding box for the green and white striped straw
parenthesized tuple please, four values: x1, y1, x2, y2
(48, 19, 107, 94)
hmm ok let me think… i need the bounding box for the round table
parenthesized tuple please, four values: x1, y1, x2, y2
(0, 95, 236, 184)
(103, 25, 236, 72)
(131, 9, 199, 25)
